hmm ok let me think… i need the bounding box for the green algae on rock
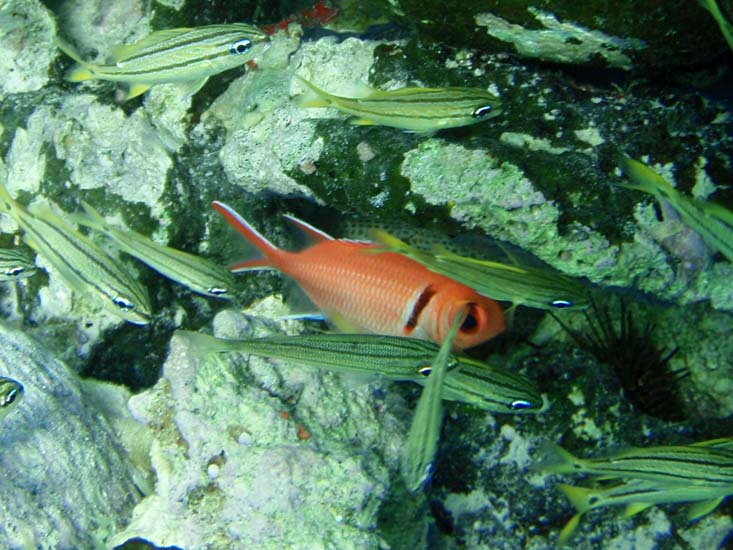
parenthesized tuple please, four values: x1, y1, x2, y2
(387, 1, 731, 70)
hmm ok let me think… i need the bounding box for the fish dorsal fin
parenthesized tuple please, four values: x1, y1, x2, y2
(282, 214, 334, 242)
(365, 86, 435, 98)
(109, 28, 193, 62)
(369, 229, 417, 257)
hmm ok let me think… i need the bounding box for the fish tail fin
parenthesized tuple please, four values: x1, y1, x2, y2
(294, 74, 333, 108)
(617, 156, 673, 197)
(532, 441, 579, 474)
(557, 513, 583, 546)
(211, 201, 281, 271)
(177, 330, 240, 355)
(71, 201, 109, 232)
(557, 483, 594, 514)
(54, 36, 95, 81)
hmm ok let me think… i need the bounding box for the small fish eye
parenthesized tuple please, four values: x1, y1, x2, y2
(473, 105, 493, 118)
(418, 366, 432, 377)
(112, 296, 135, 312)
(509, 399, 533, 410)
(230, 39, 252, 55)
(551, 299, 573, 308)
(208, 287, 229, 296)
(3, 388, 19, 407)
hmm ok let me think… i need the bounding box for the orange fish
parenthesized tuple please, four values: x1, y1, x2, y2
(212, 201, 505, 349)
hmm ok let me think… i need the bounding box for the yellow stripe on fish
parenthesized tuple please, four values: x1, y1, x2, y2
(296, 75, 502, 132)
(55, 23, 269, 99)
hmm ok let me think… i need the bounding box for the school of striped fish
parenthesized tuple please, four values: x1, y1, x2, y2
(1, 6, 731, 547)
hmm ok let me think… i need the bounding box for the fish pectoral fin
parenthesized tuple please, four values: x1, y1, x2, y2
(622, 502, 654, 518)
(177, 77, 209, 100)
(328, 311, 361, 334)
(124, 82, 153, 100)
(687, 497, 724, 521)
(278, 312, 326, 322)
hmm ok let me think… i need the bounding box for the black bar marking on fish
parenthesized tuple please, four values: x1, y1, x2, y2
(404, 284, 437, 333)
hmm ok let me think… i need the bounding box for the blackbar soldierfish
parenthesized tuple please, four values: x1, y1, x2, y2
(212, 202, 505, 350)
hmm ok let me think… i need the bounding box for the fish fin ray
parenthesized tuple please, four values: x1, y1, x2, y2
(622, 502, 654, 518)
(557, 513, 582, 546)
(212, 201, 280, 267)
(532, 441, 578, 474)
(282, 214, 334, 242)
(54, 37, 97, 82)
(295, 75, 333, 108)
(110, 28, 194, 62)
(72, 201, 109, 232)
(557, 484, 594, 514)
(177, 77, 209, 99)
(229, 259, 277, 273)
(687, 497, 724, 520)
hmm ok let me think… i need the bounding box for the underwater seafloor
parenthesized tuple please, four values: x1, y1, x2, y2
(1, 1, 733, 549)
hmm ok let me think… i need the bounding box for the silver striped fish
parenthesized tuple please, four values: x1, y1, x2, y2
(402, 312, 463, 492)
(0, 247, 37, 282)
(181, 329, 543, 414)
(619, 156, 733, 262)
(55, 23, 270, 99)
(73, 201, 235, 300)
(539, 441, 733, 487)
(0, 184, 151, 324)
(296, 75, 502, 132)
(372, 230, 590, 310)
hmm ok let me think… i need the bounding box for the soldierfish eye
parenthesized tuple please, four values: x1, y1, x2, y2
(551, 299, 573, 308)
(5, 267, 25, 277)
(472, 105, 494, 118)
(418, 366, 432, 377)
(460, 313, 478, 332)
(509, 399, 534, 410)
(112, 296, 135, 312)
(230, 39, 252, 55)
